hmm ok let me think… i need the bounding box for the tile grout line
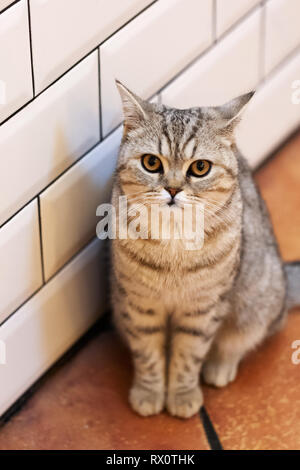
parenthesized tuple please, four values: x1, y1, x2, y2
(200, 406, 223, 450)
(263, 42, 300, 83)
(0, 0, 20, 15)
(26, 0, 36, 97)
(37, 195, 45, 284)
(97, 49, 103, 141)
(216, 3, 261, 43)
(259, 0, 266, 83)
(212, 0, 217, 43)
(0, 284, 43, 328)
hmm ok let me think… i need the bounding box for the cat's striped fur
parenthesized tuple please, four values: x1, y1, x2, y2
(110, 81, 300, 418)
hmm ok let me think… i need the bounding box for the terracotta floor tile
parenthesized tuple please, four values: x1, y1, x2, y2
(204, 311, 300, 450)
(0, 331, 209, 450)
(203, 131, 300, 450)
(255, 131, 300, 261)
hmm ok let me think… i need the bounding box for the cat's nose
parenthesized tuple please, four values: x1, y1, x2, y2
(166, 187, 180, 198)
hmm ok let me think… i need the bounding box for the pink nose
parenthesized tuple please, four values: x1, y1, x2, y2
(166, 188, 180, 198)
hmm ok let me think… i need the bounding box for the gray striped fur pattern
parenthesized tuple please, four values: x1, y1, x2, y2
(109, 81, 299, 418)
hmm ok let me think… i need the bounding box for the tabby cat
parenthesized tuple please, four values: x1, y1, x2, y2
(110, 80, 300, 418)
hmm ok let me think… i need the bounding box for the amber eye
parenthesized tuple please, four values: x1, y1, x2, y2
(188, 160, 212, 177)
(141, 154, 163, 173)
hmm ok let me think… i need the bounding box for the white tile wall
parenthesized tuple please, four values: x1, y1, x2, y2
(40, 127, 122, 280)
(265, 0, 300, 76)
(161, 9, 260, 109)
(0, 0, 15, 13)
(237, 48, 300, 167)
(216, 0, 260, 37)
(100, 0, 213, 136)
(0, 238, 106, 416)
(0, 0, 33, 123)
(0, 200, 42, 324)
(0, 51, 99, 227)
(29, 0, 153, 93)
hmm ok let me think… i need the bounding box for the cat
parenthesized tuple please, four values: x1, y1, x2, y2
(109, 80, 300, 419)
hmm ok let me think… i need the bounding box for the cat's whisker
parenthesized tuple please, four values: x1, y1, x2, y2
(187, 195, 236, 224)
(183, 197, 235, 226)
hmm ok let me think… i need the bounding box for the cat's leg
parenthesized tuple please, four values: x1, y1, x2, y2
(203, 266, 287, 388)
(166, 303, 225, 418)
(114, 293, 167, 416)
(202, 320, 267, 388)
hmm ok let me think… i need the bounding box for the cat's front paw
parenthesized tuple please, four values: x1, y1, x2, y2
(202, 358, 238, 388)
(167, 387, 203, 419)
(129, 385, 165, 417)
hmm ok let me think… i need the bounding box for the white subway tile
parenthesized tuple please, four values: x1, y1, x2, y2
(0, 0, 33, 123)
(161, 9, 260, 108)
(237, 49, 300, 167)
(216, 0, 260, 37)
(0, 52, 99, 227)
(100, 0, 213, 137)
(0, 238, 106, 416)
(0, 0, 15, 13)
(40, 127, 122, 280)
(265, 0, 300, 76)
(29, 0, 153, 93)
(0, 200, 42, 324)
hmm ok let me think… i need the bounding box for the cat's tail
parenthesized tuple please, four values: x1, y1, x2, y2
(285, 261, 300, 309)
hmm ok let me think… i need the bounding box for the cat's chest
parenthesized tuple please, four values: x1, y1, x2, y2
(132, 228, 241, 299)
(113, 211, 241, 308)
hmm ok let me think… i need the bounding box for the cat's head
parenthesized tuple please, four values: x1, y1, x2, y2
(115, 80, 253, 236)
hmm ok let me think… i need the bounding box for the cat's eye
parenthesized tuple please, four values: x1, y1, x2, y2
(141, 154, 163, 173)
(188, 160, 212, 177)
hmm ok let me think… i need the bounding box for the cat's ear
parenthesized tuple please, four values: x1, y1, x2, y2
(216, 91, 254, 128)
(115, 80, 149, 134)
(211, 91, 254, 146)
(215, 91, 255, 132)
